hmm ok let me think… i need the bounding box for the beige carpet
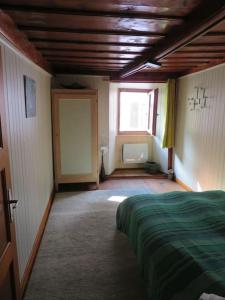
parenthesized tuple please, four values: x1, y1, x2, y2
(24, 189, 150, 300)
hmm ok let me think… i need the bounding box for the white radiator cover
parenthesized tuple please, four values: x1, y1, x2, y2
(122, 143, 148, 164)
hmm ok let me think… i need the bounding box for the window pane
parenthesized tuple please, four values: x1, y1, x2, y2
(119, 92, 150, 132)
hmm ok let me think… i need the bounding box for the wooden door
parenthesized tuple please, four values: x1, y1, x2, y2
(0, 48, 20, 300)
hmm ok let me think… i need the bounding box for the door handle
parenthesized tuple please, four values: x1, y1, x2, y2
(7, 189, 18, 222)
(8, 200, 18, 209)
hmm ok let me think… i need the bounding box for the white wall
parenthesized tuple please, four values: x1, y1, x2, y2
(55, 75, 110, 174)
(1, 38, 53, 279)
(109, 82, 168, 173)
(174, 63, 225, 191)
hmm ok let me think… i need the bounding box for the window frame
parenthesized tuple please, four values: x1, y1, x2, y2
(117, 88, 158, 136)
(148, 88, 158, 136)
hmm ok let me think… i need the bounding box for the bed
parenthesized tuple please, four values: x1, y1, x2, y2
(116, 191, 225, 300)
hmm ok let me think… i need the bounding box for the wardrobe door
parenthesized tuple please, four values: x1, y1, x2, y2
(53, 91, 98, 189)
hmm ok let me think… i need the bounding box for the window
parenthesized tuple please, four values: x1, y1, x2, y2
(118, 88, 158, 135)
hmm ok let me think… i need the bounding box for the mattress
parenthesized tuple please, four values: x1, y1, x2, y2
(116, 191, 225, 300)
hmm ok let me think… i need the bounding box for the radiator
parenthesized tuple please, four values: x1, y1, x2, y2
(122, 143, 148, 164)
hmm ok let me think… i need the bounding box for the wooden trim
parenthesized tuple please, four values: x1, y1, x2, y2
(150, 89, 158, 136)
(11, 222, 21, 300)
(0, 244, 13, 283)
(118, 88, 152, 94)
(176, 178, 193, 191)
(118, 131, 151, 136)
(52, 93, 59, 191)
(168, 148, 173, 170)
(117, 89, 121, 136)
(21, 188, 55, 296)
(0, 11, 51, 74)
(52, 90, 99, 189)
(117, 88, 153, 135)
(107, 174, 167, 180)
(57, 175, 98, 184)
(0, 239, 20, 298)
(152, 89, 158, 136)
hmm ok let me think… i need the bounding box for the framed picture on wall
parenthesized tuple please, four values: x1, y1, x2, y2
(23, 75, 36, 118)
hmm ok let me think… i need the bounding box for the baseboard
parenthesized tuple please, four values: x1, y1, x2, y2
(176, 178, 193, 191)
(20, 187, 55, 296)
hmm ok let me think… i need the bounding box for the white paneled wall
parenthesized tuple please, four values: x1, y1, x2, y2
(175, 63, 225, 191)
(1, 40, 53, 279)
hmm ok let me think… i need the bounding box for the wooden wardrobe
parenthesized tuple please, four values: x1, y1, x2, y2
(52, 89, 99, 190)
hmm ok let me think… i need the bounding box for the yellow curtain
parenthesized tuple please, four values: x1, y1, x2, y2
(162, 79, 176, 148)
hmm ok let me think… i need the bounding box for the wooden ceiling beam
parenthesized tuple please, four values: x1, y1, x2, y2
(49, 60, 127, 65)
(0, 4, 184, 22)
(160, 57, 217, 61)
(205, 31, 225, 36)
(180, 58, 225, 75)
(120, 0, 225, 78)
(52, 67, 178, 83)
(53, 67, 117, 76)
(187, 43, 225, 47)
(162, 63, 201, 66)
(42, 52, 137, 59)
(43, 55, 134, 61)
(18, 25, 166, 38)
(54, 67, 122, 71)
(50, 59, 126, 64)
(111, 72, 180, 83)
(49, 63, 126, 67)
(30, 38, 151, 47)
(36, 48, 142, 55)
(177, 50, 225, 54)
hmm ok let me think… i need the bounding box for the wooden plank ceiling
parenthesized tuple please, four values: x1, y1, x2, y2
(0, 0, 225, 81)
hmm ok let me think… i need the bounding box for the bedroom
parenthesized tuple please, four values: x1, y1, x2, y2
(0, 1, 225, 300)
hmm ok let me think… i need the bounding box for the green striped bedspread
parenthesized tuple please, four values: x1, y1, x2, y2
(116, 191, 225, 300)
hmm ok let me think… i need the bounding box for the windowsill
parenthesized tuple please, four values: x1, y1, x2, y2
(117, 131, 152, 136)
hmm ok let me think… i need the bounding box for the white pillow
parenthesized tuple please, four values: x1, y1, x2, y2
(199, 293, 225, 300)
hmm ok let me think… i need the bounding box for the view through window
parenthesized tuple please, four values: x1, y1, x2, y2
(118, 89, 157, 135)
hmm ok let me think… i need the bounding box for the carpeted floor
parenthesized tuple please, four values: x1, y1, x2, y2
(24, 189, 151, 300)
